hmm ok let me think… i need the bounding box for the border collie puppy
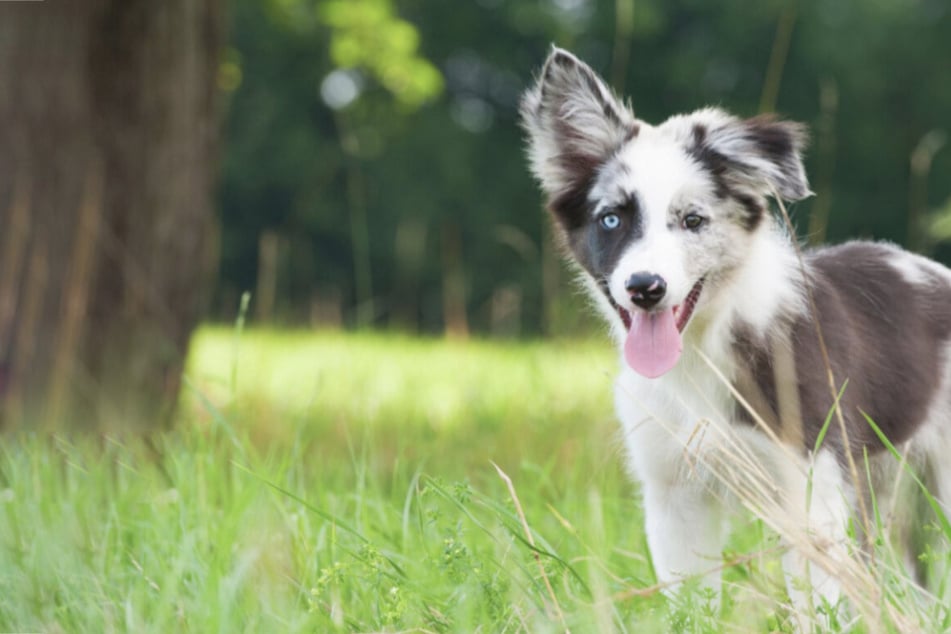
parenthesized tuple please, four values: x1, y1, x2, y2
(520, 46, 951, 622)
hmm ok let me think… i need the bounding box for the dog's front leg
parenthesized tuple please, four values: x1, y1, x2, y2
(780, 450, 850, 630)
(642, 482, 727, 601)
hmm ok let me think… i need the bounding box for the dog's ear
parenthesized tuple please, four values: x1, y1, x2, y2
(520, 47, 636, 205)
(688, 109, 812, 202)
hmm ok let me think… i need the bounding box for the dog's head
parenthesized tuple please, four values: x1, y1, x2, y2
(520, 47, 811, 378)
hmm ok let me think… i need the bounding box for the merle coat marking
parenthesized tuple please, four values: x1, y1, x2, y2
(520, 46, 951, 622)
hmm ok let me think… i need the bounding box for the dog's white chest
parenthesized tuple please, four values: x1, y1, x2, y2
(613, 358, 771, 493)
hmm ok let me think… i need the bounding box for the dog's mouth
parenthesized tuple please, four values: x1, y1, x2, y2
(614, 278, 705, 333)
(610, 278, 705, 379)
(674, 277, 705, 331)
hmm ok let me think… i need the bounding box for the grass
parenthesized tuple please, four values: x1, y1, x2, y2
(0, 328, 947, 632)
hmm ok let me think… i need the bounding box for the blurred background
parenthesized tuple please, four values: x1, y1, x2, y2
(215, 0, 951, 336)
(0, 0, 949, 429)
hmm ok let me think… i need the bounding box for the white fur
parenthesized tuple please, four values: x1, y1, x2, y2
(602, 126, 712, 310)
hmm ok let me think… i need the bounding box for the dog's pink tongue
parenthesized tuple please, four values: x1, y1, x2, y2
(624, 308, 682, 378)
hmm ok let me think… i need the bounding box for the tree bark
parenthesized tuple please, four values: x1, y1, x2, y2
(0, 1, 220, 430)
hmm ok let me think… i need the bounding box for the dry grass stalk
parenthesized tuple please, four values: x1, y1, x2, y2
(492, 460, 571, 634)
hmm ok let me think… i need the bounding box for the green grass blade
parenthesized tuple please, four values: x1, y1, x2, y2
(232, 460, 407, 578)
(813, 379, 849, 454)
(862, 411, 951, 541)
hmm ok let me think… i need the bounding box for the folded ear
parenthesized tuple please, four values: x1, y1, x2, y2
(520, 47, 636, 204)
(687, 109, 812, 202)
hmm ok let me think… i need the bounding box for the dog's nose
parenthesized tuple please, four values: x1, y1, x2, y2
(626, 272, 667, 309)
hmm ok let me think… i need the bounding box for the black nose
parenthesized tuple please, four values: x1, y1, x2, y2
(626, 272, 667, 309)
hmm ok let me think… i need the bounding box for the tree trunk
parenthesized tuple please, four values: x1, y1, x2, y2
(0, 1, 220, 430)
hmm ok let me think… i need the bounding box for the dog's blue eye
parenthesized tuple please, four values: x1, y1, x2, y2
(599, 213, 621, 230)
(682, 213, 705, 230)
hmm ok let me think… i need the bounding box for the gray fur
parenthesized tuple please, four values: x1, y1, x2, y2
(734, 242, 951, 459)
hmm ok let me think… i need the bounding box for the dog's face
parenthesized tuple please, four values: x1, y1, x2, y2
(521, 48, 811, 377)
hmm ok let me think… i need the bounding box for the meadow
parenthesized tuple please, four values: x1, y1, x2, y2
(0, 328, 947, 633)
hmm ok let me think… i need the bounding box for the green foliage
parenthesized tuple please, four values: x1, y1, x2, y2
(258, 0, 444, 109)
(320, 0, 443, 109)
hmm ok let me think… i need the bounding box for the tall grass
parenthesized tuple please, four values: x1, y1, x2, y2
(0, 328, 946, 632)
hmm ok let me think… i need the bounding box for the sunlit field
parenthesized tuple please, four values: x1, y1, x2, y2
(1, 328, 948, 632)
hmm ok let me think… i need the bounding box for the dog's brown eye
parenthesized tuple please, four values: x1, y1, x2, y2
(682, 213, 705, 230)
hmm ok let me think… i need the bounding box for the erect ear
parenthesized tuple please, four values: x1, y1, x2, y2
(686, 108, 812, 202)
(520, 47, 637, 207)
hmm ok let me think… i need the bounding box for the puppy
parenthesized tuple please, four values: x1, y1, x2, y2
(520, 46, 951, 624)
